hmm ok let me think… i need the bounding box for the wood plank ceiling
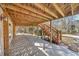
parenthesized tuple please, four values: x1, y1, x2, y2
(0, 3, 79, 26)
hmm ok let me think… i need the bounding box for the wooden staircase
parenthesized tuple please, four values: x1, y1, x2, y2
(39, 24, 62, 44)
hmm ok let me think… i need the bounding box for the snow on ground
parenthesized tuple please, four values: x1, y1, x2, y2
(62, 34, 79, 39)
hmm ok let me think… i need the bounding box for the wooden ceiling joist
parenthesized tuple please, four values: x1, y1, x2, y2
(1, 3, 79, 26)
(7, 9, 46, 23)
(71, 4, 74, 15)
(1, 4, 49, 21)
(0, 6, 15, 24)
(34, 4, 58, 18)
(6, 8, 46, 26)
(53, 4, 65, 17)
(14, 4, 53, 20)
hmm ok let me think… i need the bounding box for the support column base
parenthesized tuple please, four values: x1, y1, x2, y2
(4, 48, 9, 56)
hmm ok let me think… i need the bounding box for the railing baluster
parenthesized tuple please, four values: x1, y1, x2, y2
(39, 24, 62, 44)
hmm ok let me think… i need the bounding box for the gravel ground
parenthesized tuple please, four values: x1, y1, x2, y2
(8, 34, 79, 56)
(0, 34, 79, 56)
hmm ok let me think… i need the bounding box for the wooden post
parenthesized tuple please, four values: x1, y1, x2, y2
(32, 25, 35, 36)
(13, 24, 16, 39)
(41, 29, 44, 39)
(71, 4, 74, 15)
(31, 26, 33, 35)
(42, 25, 45, 40)
(42, 30, 45, 39)
(50, 20, 52, 42)
(3, 18, 9, 55)
(37, 26, 39, 36)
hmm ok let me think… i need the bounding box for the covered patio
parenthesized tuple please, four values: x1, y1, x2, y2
(0, 3, 79, 56)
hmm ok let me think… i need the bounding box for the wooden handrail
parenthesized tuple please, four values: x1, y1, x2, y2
(43, 24, 58, 32)
(39, 24, 62, 44)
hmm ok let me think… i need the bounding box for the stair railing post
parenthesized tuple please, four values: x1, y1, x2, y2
(50, 20, 52, 42)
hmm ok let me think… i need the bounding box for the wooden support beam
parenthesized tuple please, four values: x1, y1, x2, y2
(1, 4, 50, 21)
(37, 26, 39, 36)
(71, 4, 74, 15)
(32, 25, 34, 35)
(53, 4, 65, 17)
(0, 6, 15, 24)
(15, 20, 47, 26)
(7, 9, 47, 26)
(13, 23, 16, 39)
(41, 29, 44, 39)
(3, 17, 9, 55)
(34, 4, 58, 18)
(41, 25, 45, 39)
(14, 4, 53, 20)
(7, 9, 45, 24)
(50, 20, 52, 42)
